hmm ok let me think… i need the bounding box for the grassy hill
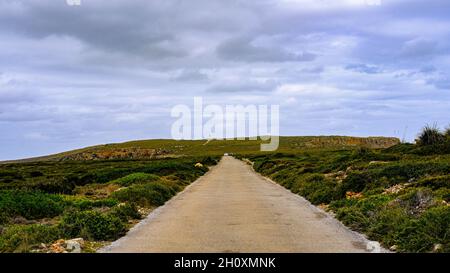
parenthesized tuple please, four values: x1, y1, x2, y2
(0, 135, 404, 253)
(2, 136, 400, 163)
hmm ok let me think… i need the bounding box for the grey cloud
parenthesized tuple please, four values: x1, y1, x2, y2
(0, 1, 192, 60)
(206, 80, 277, 93)
(216, 36, 316, 63)
(400, 38, 439, 58)
(345, 64, 381, 74)
(171, 70, 209, 82)
(1, 0, 450, 159)
(420, 65, 437, 74)
(428, 75, 450, 90)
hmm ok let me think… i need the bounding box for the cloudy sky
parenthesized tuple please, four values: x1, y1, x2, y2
(1, 0, 450, 160)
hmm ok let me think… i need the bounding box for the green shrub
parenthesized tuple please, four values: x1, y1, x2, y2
(0, 224, 60, 253)
(335, 207, 370, 231)
(329, 198, 358, 210)
(396, 206, 450, 252)
(23, 177, 75, 194)
(111, 182, 176, 206)
(372, 162, 450, 183)
(248, 150, 450, 253)
(0, 211, 9, 224)
(412, 141, 450, 155)
(66, 196, 119, 210)
(445, 126, 450, 138)
(382, 143, 415, 154)
(396, 188, 435, 215)
(367, 207, 410, 247)
(110, 173, 160, 186)
(296, 174, 338, 204)
(339, 171, 373, 195)
(434, 188, 450, 202)
(109, 204, 141, 221)
(59, 210, 126, 241)
(0, 190, 66, 222)
(354, 195, 392, 215)
(413, 175, 450, 190)
(417, 124, 445, 146)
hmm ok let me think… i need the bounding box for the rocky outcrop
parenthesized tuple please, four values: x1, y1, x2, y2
(59, 148, 171, 161)
(36, 238, 85, 253)
(300, 136, 400, 149)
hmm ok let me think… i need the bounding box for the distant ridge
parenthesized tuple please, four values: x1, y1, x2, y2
(1, 136, 400, 163)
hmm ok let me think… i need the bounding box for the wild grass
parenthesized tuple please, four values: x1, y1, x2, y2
(246, 142, 450, 252)
(0, 156, 218, 252)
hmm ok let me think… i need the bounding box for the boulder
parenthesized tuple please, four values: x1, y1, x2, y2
(433, 244, 443, 252)
(50, 239, 66, 253)
(66, 238, 85, 253)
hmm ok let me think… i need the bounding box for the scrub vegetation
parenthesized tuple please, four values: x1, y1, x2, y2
(0, 156, 218, 252)
(0, 130, 447, 253)
(243, 125, 450, 253)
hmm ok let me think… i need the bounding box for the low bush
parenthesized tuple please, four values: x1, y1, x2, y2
(335, 206, 370, 231)
(367, 207, 410, 247)
(0, 190, 66, 222)
(0, 224, 60, 253)
(110, 173, 160, 186)
(412, 141, 450, 155)
(371, 162, 450, 184)
(434, 188, 450, 202)
(417, 124, 445, 146)
(111, 182, 176, 206)
(295, 174, 338, 204)
(8, 177, 76, 194)
(413, 175, 450, 190)
(396, 206, 450, 252)
(338, 171, 373, 195)
(59, 210, 126, 241)
(64, 196, 119, 210)
(109, 204, 141, 221)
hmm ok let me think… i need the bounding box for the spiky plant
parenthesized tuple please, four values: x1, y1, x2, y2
(416, 124, 445, 146)
(445, 125, 450, 138)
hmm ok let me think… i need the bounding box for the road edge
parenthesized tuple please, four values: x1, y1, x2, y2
(240, 157, 391, 253)
(97, 159, 223, 253)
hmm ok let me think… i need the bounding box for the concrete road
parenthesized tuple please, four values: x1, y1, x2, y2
(100, 156, 377, 253)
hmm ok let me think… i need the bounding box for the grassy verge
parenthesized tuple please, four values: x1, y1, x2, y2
(243, 146, 450, 253)
(0, 156, 218, 252)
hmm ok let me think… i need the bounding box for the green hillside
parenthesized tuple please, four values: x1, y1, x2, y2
(3, 136, 400, 163)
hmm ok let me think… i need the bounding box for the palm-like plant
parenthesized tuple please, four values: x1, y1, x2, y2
(445, 126, 450, 138)
(416, 124, 445, 146)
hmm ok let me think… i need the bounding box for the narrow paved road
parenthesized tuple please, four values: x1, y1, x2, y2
(101, 156, 376, 253)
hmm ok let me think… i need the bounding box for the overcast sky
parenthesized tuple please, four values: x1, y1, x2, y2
(1, 0, 450, 160)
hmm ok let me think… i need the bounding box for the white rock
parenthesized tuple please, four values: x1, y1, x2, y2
(66, 238, 84, 253)
(433, 244, 442, 252)
(366, 241, 382, 253)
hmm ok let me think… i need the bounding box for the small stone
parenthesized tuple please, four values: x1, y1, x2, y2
(50, 243, 66, 253)
(390, 245, 398, 251)
(66, 241, 81, 253)
(366, 241, 381, 253)
(66, 238, 84, 253)
(433, 244, 442, 252)
(72, 238, 85, 247)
